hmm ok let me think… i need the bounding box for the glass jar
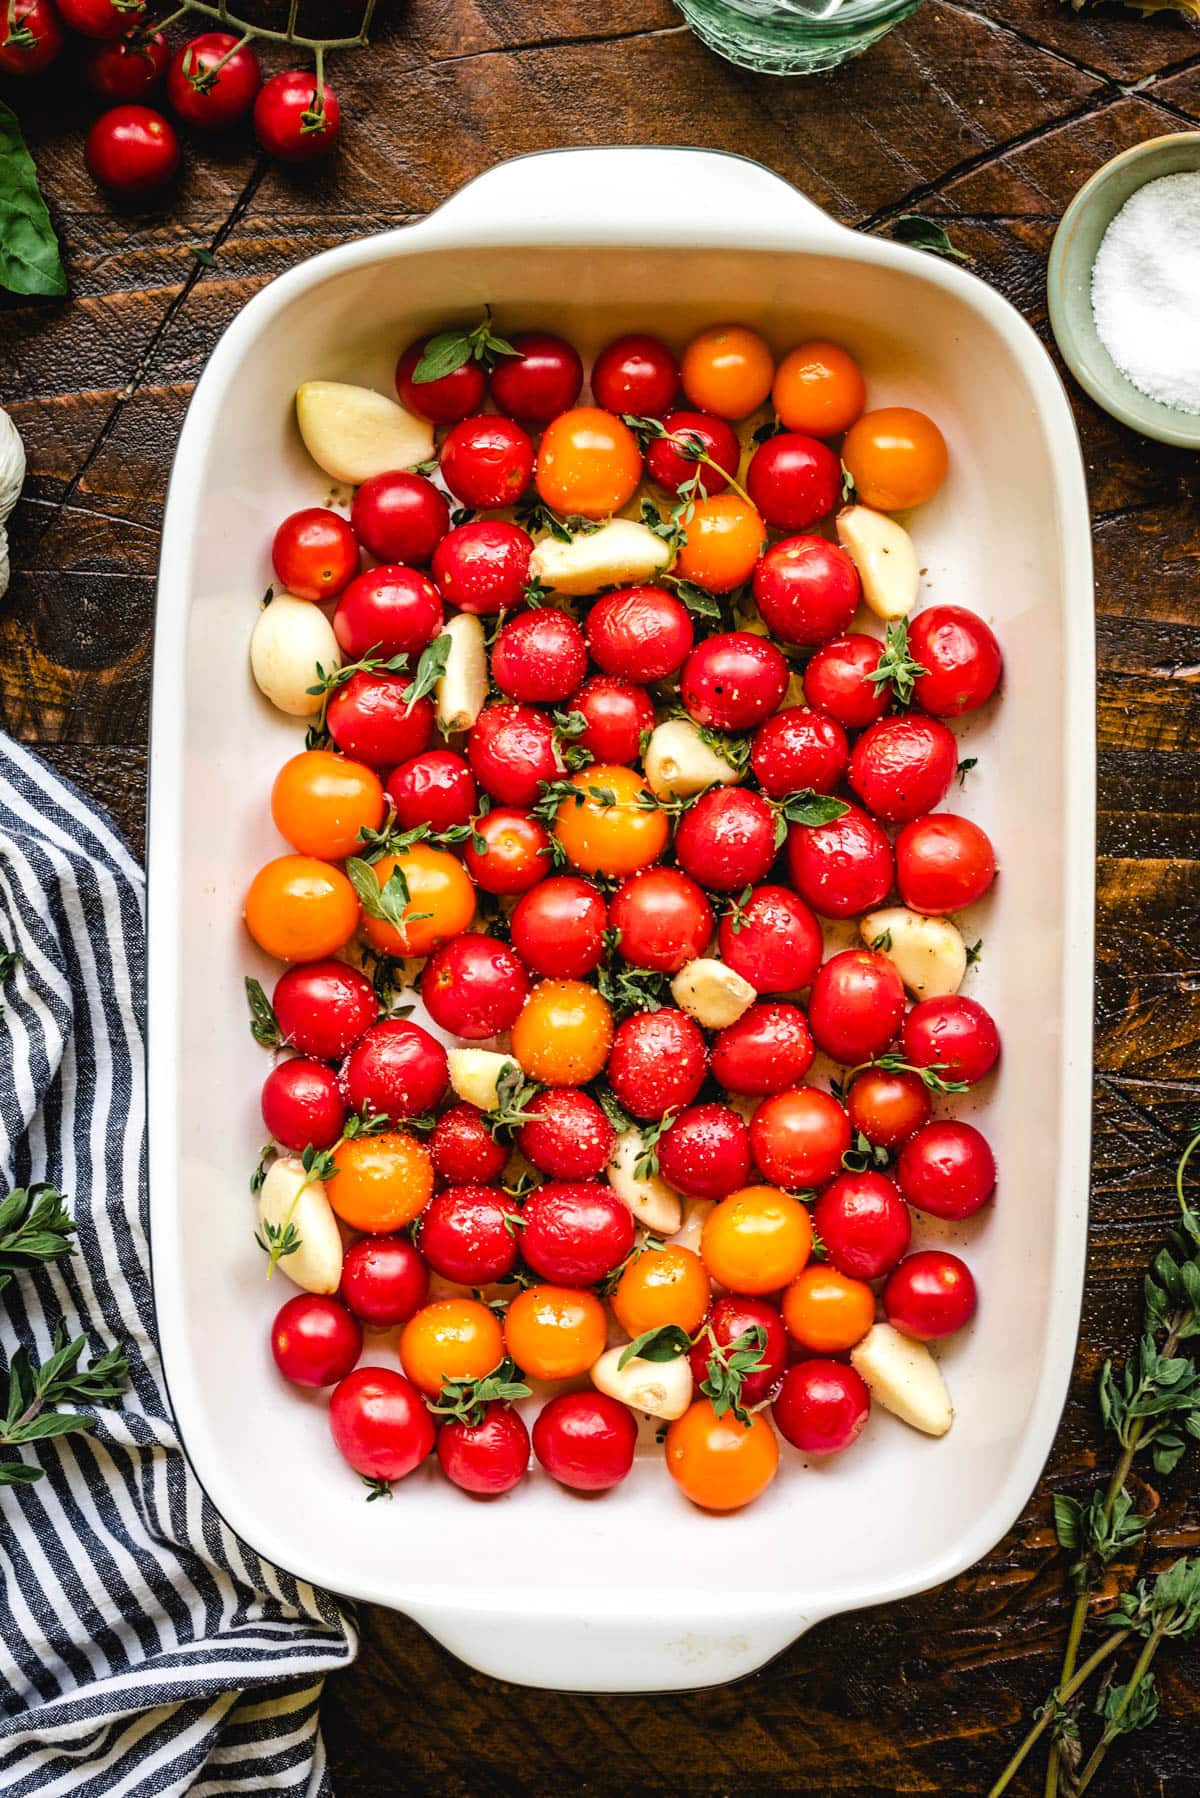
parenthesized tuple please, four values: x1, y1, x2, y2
(675, 0, 924, 74)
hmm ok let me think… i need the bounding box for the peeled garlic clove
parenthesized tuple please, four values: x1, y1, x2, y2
(671, 958, 756, 1030)
(296, 381, 434, 484)
(860, 906, 966, 1000)
(256, 1156, 343, 1295)
(448, 1048, 518, 1112)
(643, 719, 741, 801)
(591, 1345, 693, 1420)
(836, 505, 919, 621)
(435, 611, 488, 735)
(674, 1197, 714, 1256)
(0, 406, 26, 527)
(528, 518, 671, 596)
(250, 594, 341, 716)
(607, 1128, 683, 1235)
(851, 1323, 953, 1436)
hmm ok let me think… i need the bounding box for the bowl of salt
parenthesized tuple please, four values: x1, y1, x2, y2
(1048, 131, 1200, 449)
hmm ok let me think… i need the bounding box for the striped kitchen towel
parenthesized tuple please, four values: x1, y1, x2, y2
(0, 738, 356, 1795)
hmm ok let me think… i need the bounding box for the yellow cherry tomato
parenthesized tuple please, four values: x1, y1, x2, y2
(665, 1399, 780, 1510)
(270, 749, 385, 861)
(399, 1298, 504, 1397)
(672, 494, 765, 594)
(325, 1131, 433, 1234)
(552, 764, 669, 877)
(701, 1185, 813, 1295)
(680, 324, 775, 420)
(612, 1244, 711, 1338)
(244, 855, 359, 963)
(504, 1284, 608, 1381)
(511, 978, 613, 1086)
(772, 340, 866, 439)
(841, 406, 947, 512)
(535, 407, 643, 519)
(358, 844, 476, 959)
(781, 1265, 876, 1353)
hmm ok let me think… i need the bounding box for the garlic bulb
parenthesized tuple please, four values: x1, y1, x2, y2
(0, 406, 26, 602)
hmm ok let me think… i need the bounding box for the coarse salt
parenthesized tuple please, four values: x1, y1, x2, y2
(1090, 170, 1200, 416)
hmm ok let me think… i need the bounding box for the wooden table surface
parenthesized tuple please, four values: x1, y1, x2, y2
(5, 2, 1200, 1789)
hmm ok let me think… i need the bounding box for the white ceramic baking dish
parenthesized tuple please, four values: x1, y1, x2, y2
(148, 146, 1095, 1694)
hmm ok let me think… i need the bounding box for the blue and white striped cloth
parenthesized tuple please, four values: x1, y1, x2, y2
(0, 739, 356, 1795)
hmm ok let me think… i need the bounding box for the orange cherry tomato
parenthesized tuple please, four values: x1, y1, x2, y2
(399, 1297, 504, 1397)
(535, 407, 643, 520)
(511, 978, 613, 1086)
(358, 844, 476, 959)
(665, 1398, 780, 1511)
(701, 1185, 813, 1296)
(672, 494, 765, 594)
(552, 764, 669, 877)
(781, 1264, 876, 1353)
(504, 1283, 607, 1381)
(325, 1130, 433, 1234)
(612, 1243, 711, 1339)
(270, 749, 386, 861)
(841, 406, 947, 512)
(244, 854, 358, 963)
(680, 324, 774, 420)
(772, 340, 866, 439)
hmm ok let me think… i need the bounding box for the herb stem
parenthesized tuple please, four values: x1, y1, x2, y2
(660, 430, 756, 512)
(150, 0, 370, 50)
(987, 1633, 1126, 1798)
(1073, 1621, 1168, 1795)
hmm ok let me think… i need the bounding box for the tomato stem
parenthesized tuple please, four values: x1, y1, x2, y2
(147, 0, 373, 54)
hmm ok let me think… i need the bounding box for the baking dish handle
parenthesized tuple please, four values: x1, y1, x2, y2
(418, 146, 850, 251)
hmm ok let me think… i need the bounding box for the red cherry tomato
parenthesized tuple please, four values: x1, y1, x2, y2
(806, 949, 906, 1064)
(750, 706, 849, 799)
(884, 1250, 977, 1340)
(746, 433, 841, 532)
(491, 609, 588, 704)
(773, 1360, 870, 1455)
(848, 714, 958, 824)
(253, 69, 340, 162)
(349, 472, 449, 567)
(271, 1294, 362, 1388)
(786, 804, 894, 919)
(85, 104, 179, 195)
(586, 586, 693, 683)
(803, 634, 890, 730)
(386, 749, 476, 834)
(340, 1235, 429, 1328)
(710, 1002, 814, 1096)
(901, 993, 1000, 1085)
(753, 536, 860, 647)
(607, 1009, 707, 1120)
(440, 415, 534, 509)
(570, 675, 655, 765)
(812, 1172, 911, 1280)
(396, 339, 486, 425)
(689, 1296, 787, 1408)
(341, 1019, 448, 1122)
(895, 813, 996, 914)
(329, 1368, 435, 1481)
(510, 876, 607, 979)
(418, 1185, 522, 1285)
(1, 0, 63, 73)
(846, 1066, 931, 1149)
(467, 704, 560, 808)
(909, 605, 1003, 717)
(749, 1086, 851, 1190)
(658, 1104, 751, 1201)
(420, 935, 529, 1040)
(591, 333, 679, 417)
(680, 631, 788, 733)
(271, 507, 358, 602)
(518, 1089, 615, 1180)
(58, 0, 141, 36)
(431, 519, 532, 615)
(326, 674, 433, 768)
(261, 1057, 346, 1152)
(333, 565, 442, 661)
(489, 331, 583, 425)
(608, 867, 713, 974)
(896, 1120, 996, 1219)
(166, 31, 260, 128)
(520, 1183, 635, 1287)
(673, 787, 776, 894)
(645, 409, 740, 496)
(532, 1391, 638, 1492)
(85, 30, 167, 98)
(437, 1403, 530, 1496)
(272, 960, 377, 1060)
(429, 1103, 509, 1185)
(717, 884, 822, 995)
(463, 807, 552, 895)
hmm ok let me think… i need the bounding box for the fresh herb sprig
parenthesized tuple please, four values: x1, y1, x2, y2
(429, 1358, 531, 1428)
(412, 307, 518, 384)
(868, 619, 928, 707)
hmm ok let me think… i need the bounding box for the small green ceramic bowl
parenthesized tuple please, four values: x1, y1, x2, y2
(1048, 131, 1200, 449)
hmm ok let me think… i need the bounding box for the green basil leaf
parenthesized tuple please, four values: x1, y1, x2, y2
(412, 331, 471, 383)
(619, 1323, 693, 1368)
(0, 100, 66, 298)
(890, 214, 971, 264)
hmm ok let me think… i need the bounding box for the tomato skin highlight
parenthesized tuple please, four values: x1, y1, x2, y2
(272, 1294, 361, 1388)
(533, 1392, 638, 1492)
(773, 1360, 870, 1456)
(329, 1368, 435, 1481)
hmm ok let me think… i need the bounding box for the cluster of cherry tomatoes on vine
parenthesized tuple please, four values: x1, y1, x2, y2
(245, 313, 1004, 1511)
(0, 0, 344, 197)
